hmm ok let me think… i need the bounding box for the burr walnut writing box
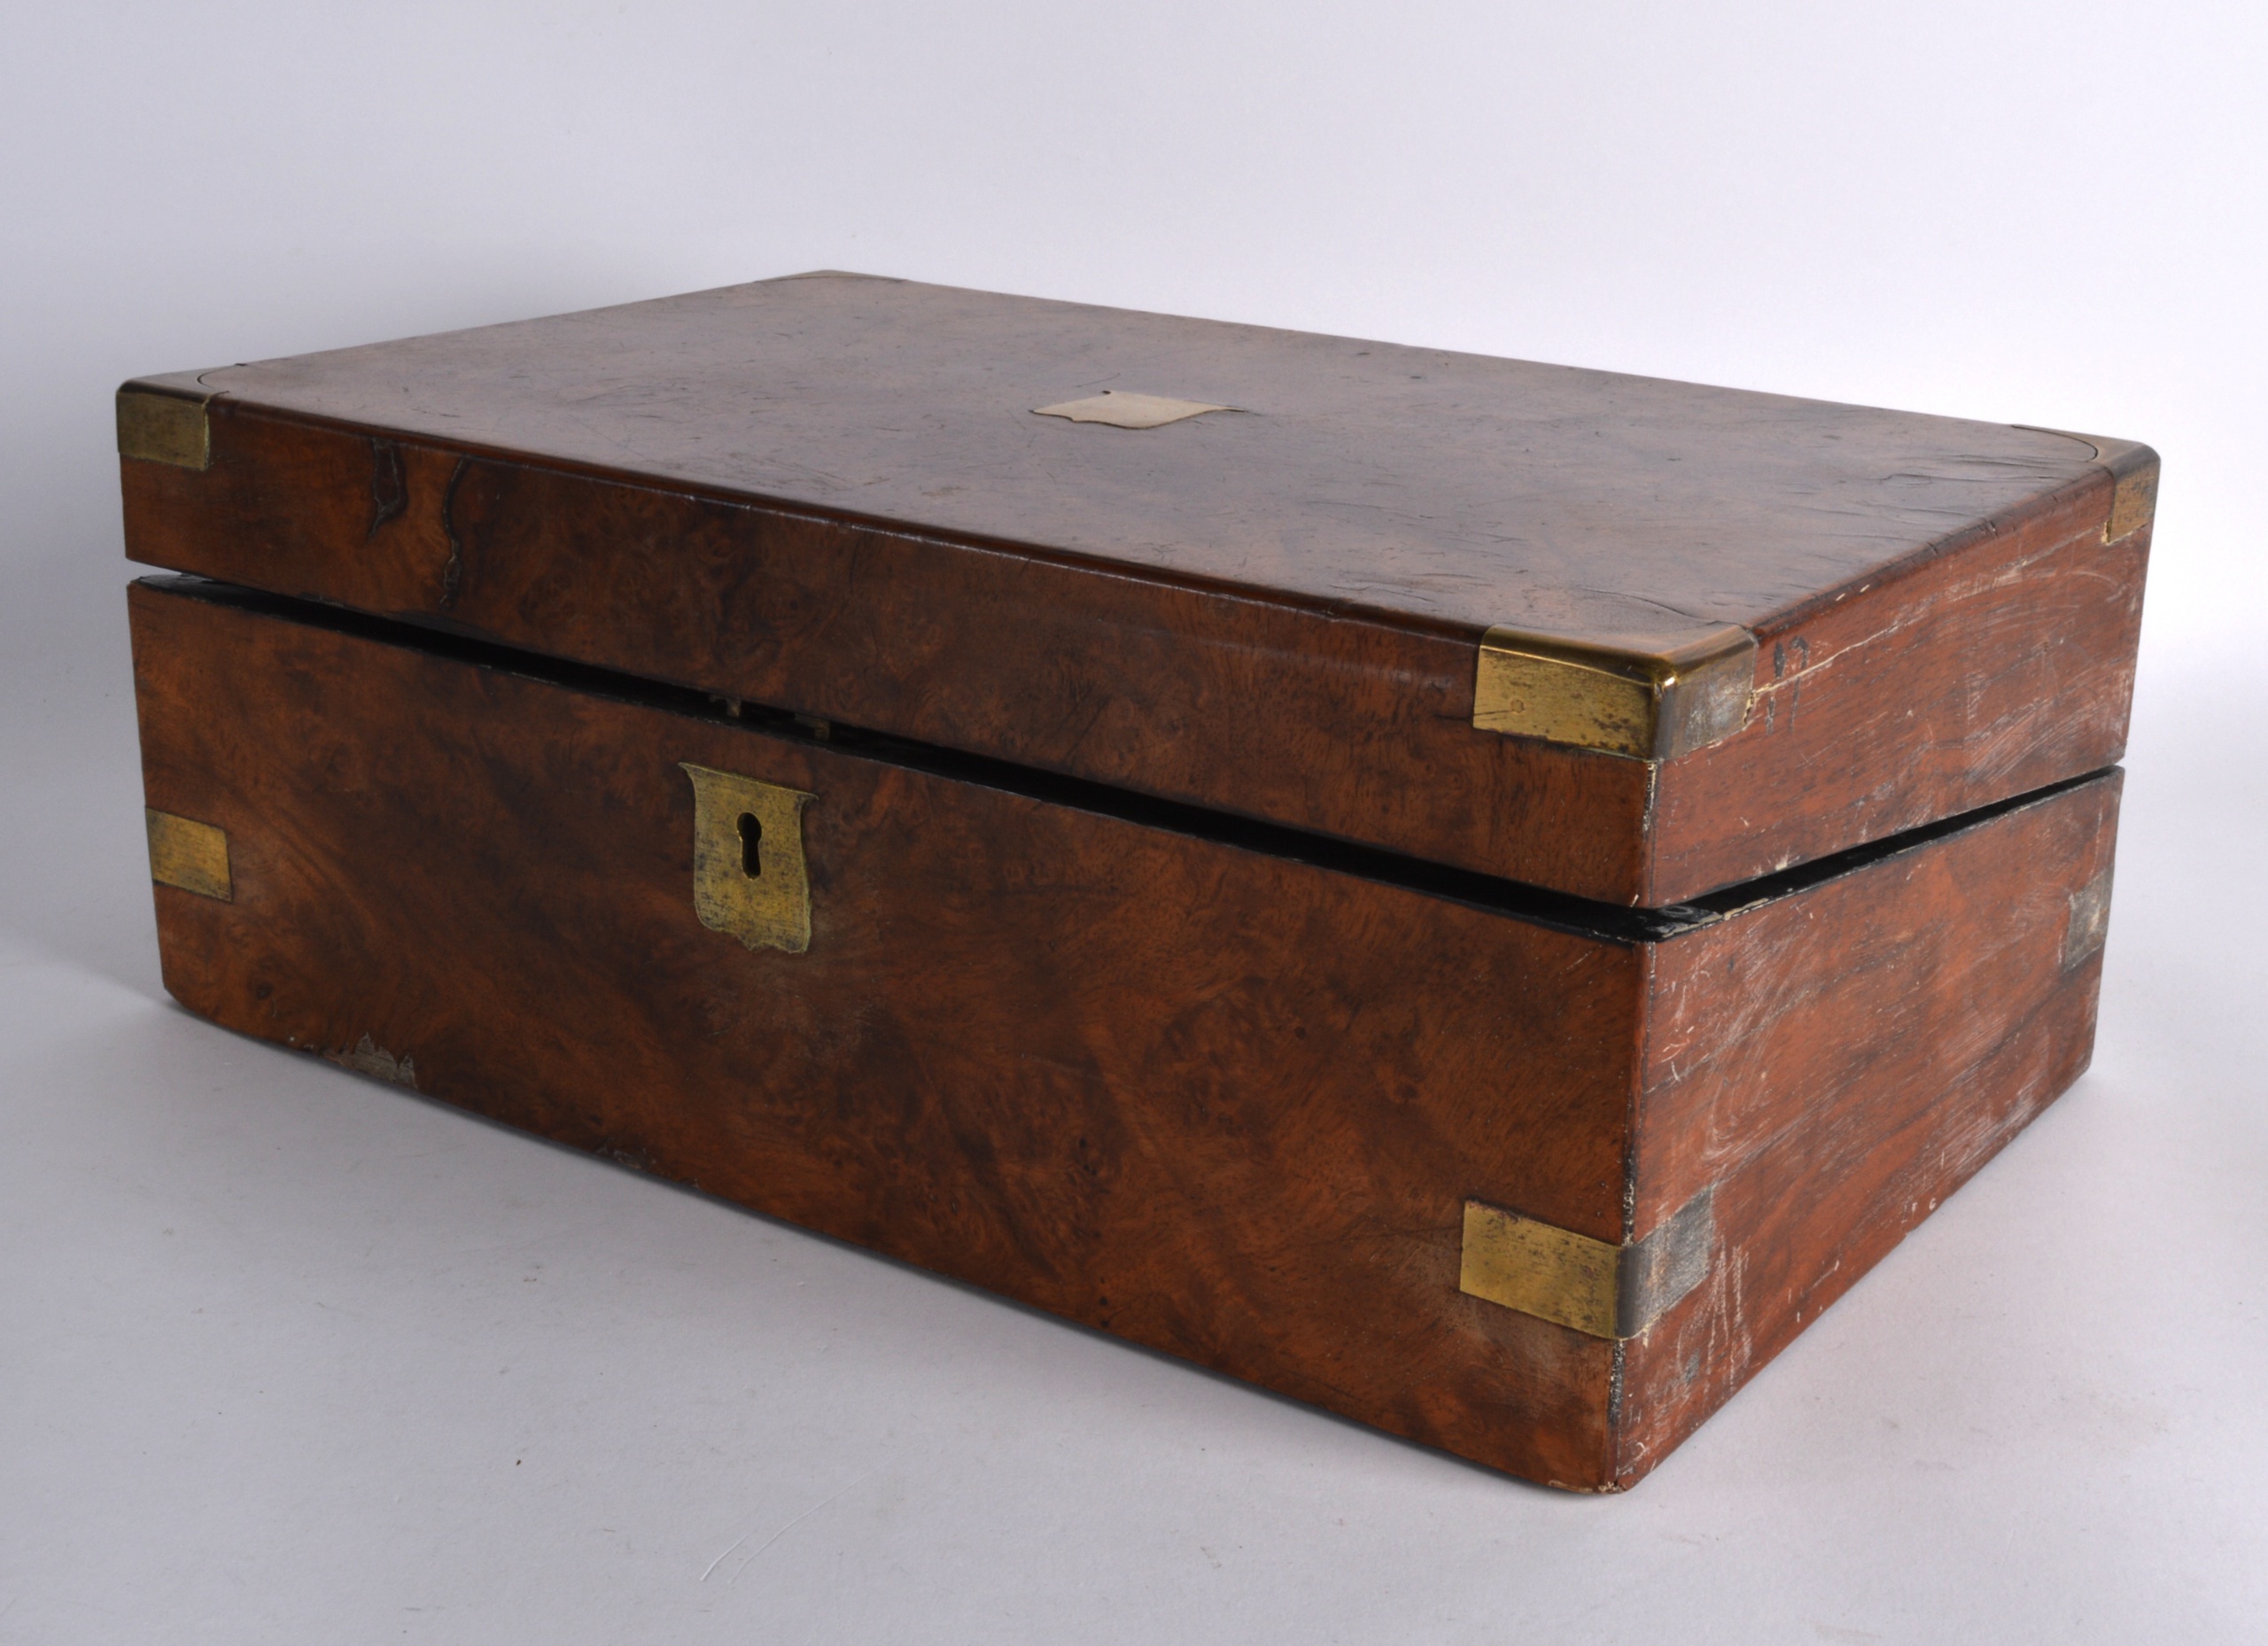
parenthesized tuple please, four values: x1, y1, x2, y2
(118, 273, 2151, 1490)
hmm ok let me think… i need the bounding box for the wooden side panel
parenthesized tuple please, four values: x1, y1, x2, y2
(1612, 773, 2119, 1486)
(120, 402, 2140, 908)
(127, 580, 1635, 1490)
(1652, 480, 2143, 899)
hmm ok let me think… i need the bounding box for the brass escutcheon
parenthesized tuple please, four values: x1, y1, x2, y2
(680, 763, 815, 953)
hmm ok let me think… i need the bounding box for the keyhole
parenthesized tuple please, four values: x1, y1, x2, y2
(737, 811, 763, 877)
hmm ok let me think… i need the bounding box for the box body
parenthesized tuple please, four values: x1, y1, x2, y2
(117, 275, 2152, 1487)
(128, 577, 2122, 1489)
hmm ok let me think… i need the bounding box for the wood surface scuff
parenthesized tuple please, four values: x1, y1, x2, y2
(325, 1034, 418, 1088)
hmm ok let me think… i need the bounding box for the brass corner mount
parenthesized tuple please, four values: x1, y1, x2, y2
(1459, 1192, 1716, 1340)
(2102, 446, 2159, 545)
(145, 808, 231, 900)
(1472, 624, 1757, 761)
(117, 376, 219, 471)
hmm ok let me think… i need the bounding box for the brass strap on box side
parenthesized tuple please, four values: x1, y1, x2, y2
(145, 809, 232, 900)
(2012, 426, 2160, 545)
(1472, 625, 1756, 760)
(117, 376, 220, 470)
(2064, 866, 2115, 969)
(2099, 443, 2160, 545)
(1459, 1190, 1715, 1339)
(681, 764, 815, 954)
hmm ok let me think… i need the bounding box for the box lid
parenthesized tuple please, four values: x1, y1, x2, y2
(116, 272, 2153, 906)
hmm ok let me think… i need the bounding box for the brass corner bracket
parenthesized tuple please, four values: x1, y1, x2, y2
(1459, 1191, 1714, 1339)
(1472, 625, 1756, 760)
(681, 763, 815, 954)
(2016, 426, 2159, 545)
(2099, 443, 2160, 545)
(2064, 866, 2115, 969)
(145, 808, 232, 900)
(117, 375, 220, 470)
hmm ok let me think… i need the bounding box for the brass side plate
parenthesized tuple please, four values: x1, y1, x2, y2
(1032, 391, 1233, 430)
(2105, 454, 2159, 544)
(2017, 426, 2159, 545)
(1473, 625, 1756, 760)
(680, 763, 815, 954)
(117, 382, 214, 470)
(1460, 1191, 1714, 1339)
(145, 809, 231, 900)
(2064, 866, 2115, 968)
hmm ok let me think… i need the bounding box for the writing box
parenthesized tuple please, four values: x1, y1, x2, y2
(119, 273, 2150, 1488)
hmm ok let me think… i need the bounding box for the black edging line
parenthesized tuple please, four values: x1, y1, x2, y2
(140, 574, 2113, 947)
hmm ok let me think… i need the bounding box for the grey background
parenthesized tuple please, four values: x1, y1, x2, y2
(4, 3, 2264, 1641)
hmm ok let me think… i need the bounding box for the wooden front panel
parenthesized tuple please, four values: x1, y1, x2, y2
(128, 579, 1637, 1490)
(120, 411, 1656, 903)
